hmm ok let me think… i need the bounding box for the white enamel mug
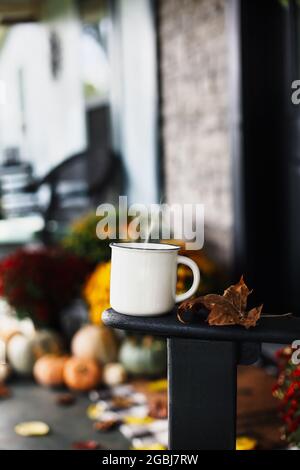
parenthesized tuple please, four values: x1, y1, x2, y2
(110, 242, 200, 316)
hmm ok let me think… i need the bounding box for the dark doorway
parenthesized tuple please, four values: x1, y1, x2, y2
(230, 0, 300, 314)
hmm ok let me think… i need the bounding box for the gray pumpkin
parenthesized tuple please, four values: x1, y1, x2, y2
(119, 336, 167, 377)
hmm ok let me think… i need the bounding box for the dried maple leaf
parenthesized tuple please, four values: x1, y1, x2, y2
(206, 301, 238, 326)
(242, 305, 263, 328)
(178, 276, 263, 329)
(223, 275, 252, 314)
(177, 297, 208, 324)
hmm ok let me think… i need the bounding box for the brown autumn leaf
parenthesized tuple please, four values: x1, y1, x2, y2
(0, 384, 11, 399)
(55, 393, 76, 406)
(243, 305, 264, 328)
(93, 419, 121, 432)
(148, 393, 168, 420)
(206, 302, 238, 326)
(177, 276, 263, 329)
(72, 440, 104, 450)
(223, 275, 252, 313)
(177, 296, 209, 324)
(110, 396, 134, 410)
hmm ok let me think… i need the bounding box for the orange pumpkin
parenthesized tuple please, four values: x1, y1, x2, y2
(33, 355, 68, 387)
(63, 357, 102, 391)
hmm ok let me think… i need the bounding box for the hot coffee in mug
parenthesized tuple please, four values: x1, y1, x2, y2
(110, 242, 200, 316)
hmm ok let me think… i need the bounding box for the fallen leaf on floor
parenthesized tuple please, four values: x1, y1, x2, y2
(72, 440, 103, 450)
(131, 443, 167, 450)
(111, 396, 134, 410)
(123, 416, 154, 425)
(148, 393, 168, 420)
(147, 379, 168, 393)
(93, 419, 121, 432)
(87, 403, 104, 420)
(236, 436, 257, 450)
(178, 276, 263, 329)
(0, 384, 11, 398)
(15, 421, 50, 437)
(55, 393, 76, 406)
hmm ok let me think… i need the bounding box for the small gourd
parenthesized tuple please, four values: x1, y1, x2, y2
(103, 362, 127, 387)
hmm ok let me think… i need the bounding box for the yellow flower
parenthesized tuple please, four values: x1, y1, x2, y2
(83, 261, 111, 325)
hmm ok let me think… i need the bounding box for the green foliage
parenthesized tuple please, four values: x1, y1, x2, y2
(62, 212, 111, 266)
(279, 0, 300, 7)
(279, 0, 289, 6)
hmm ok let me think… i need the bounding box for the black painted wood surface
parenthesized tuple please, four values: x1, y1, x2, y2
(103, 309, 299, 345)
(102, 307, 297, 450)
(168, 339, 237, 450)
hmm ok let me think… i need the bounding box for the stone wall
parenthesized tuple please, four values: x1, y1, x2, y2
(158, 0, 233, 265)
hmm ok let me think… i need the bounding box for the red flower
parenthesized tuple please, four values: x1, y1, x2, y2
(0, 248, 89, 327)
(286, 383, 298, 399)
(291, 369, 300, 378)
(291, 399, 298, 409)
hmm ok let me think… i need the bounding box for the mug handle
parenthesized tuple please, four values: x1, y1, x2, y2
(175, 256, 201, 303)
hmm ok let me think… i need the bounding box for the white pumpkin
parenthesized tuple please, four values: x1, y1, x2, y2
(71, 325, 118, 365)
(7, 330, 62, 376)
(103, 362, 127, 387)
